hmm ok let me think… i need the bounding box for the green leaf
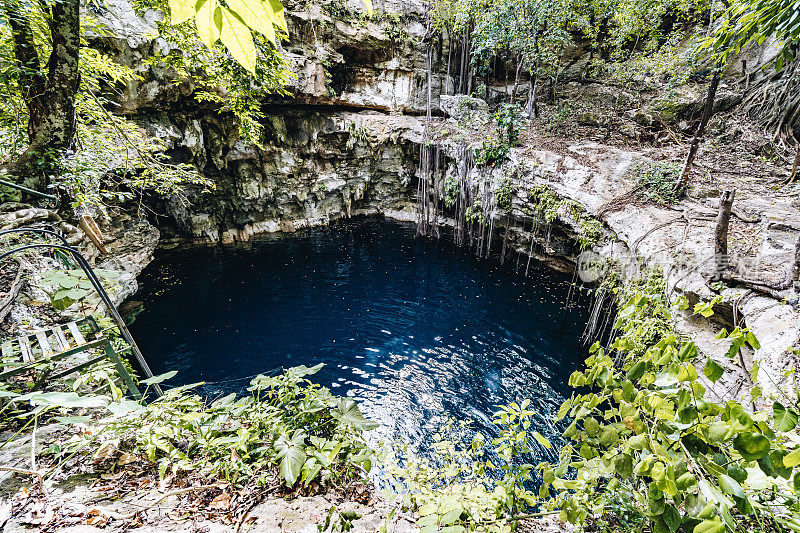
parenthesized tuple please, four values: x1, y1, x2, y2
(331, 398, 379, 430)
(226, 0, 277, 43)
(733, 432, 770, 461)
(694, 519, 725, 533)
(301, 457, 322, 487)
(693, 301, 715, 318)
(275, 430, 307, 486)
(703, 358, 725, 383)
(556, 399, 571, 421)
(677, 472, 697, 490)
(662, 504, 681, 532)
(698, 479, 733, 508)
(141, 371, 179, 385)
(677, 405, 698, 424)
(52, 293, 77, 311)
(195, 0, 222, 48)
(169, 0, 195, 24)
(773, 402, 798, 432)
(745, 331, 760, 350)
(627, 360, 647, 381)
(678, 363, 698, 382)
(718, 474, 745, 499)
(219, 7, 257, 73)
(106, 399, 145, 416)
(783, 448, 800, 468)
(533, 431, 551, 448)
(678, 341, 698, 361)
(614, 453, 634, 478)
(439, 507, 463, 525)
(584, 417, 600, 437)
(726, 463, 747, 484)
(15, 391, 108, 409)
(599, 425, 619, 447)
(267, 0, 288, 33)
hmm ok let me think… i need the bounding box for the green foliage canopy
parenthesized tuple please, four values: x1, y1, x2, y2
(709, 0, 800, 72)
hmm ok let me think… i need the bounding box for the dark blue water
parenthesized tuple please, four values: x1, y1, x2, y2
(129, 219, 589, 460)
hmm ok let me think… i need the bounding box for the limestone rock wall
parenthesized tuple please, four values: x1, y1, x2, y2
(143, 110, 422, 243)
(90, 0, 451, 116)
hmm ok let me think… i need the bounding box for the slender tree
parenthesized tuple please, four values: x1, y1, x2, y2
(1, 0, 80, 192)
(0, 0, 370, 193)
(674, 64, 722, 193)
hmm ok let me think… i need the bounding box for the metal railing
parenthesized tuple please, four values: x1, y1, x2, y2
(0, 228, 162, 397)
(0, 178, 58, 207)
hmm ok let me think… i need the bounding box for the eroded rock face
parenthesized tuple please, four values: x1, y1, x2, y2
(439, 95, 489, 122)
(146, 110, 422, 242)
(632, 84, 742, 127)
(88, 0, 452, 115)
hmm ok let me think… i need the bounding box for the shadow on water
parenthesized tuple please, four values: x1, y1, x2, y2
(129, 218, 592, 464)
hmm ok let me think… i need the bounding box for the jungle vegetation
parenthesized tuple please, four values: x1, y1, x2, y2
(1, 0, 800, 532)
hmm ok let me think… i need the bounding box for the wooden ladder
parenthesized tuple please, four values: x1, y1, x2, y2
(0, 316, 141, 399)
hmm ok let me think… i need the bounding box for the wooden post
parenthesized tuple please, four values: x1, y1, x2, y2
(793, 234, 800, 292)
(713, 189, 735, 281)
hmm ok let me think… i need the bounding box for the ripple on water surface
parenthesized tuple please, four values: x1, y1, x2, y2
(129, 219, 590, 461)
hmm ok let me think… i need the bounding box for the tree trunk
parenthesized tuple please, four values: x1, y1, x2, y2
(675, 69, 721, 193)
(1, 0, 80, 193)
(511, 56, 522, 105)
(6, 6, 47, 143)
(445, 30, 452, 96)
(713, 189, 735, 281)
(525, 66, 539, 118)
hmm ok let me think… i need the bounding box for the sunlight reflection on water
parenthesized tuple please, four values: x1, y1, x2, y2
(130, 219, 591, 463)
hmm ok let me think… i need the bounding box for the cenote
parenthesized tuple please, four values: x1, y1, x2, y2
(129, 218, 590, 461)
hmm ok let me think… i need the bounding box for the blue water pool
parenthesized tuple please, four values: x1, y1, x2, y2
(129, 218, 589, 460)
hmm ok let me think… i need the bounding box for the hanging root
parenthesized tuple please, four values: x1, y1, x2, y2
(581, 287, 610, 345)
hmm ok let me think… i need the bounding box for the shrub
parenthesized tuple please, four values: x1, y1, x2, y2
(444, 176, 459, 208)
(495, 103, 523, 147)
(18, 365, 379, 490)
(475, 138, 510, 166)
(634, 160, 682, 205)
(494, 177, 516, 210)
(541, 284, 800, 533)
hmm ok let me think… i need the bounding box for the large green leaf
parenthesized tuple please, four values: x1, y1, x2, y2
(783, 448, 800, 468)
(267, 0, 288, 33)
(331, 398, 379, 430)
(662, 504, 681, 532)
(141, 371, 179, 386)
(226, 0, 277, 44)
(773, 402, 798, 432)
(733, 432, 770, 461)
(15, 391, 108, 409)
(275, 430, 307, 486)
(703, 358, 724, 383)
(219, 7, 257, 73)
(717, 474, 745, 499)
(195, 0, 222, 48)
(693, 519, 725, 533)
